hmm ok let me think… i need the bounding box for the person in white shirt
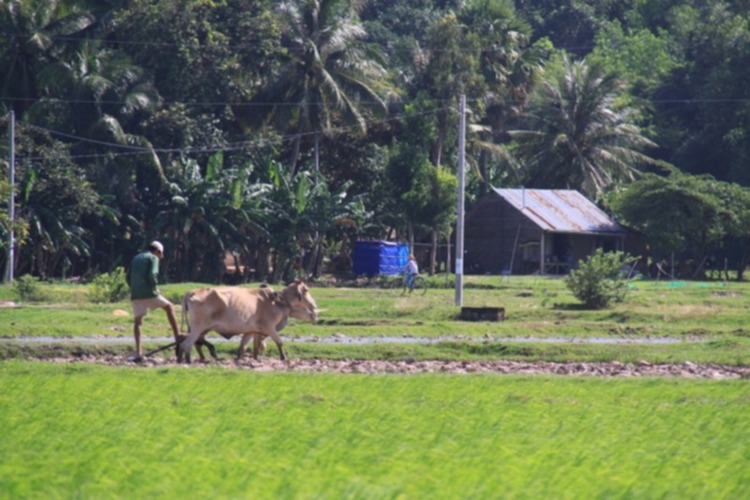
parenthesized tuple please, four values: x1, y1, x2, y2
(405, 254, 419, 292)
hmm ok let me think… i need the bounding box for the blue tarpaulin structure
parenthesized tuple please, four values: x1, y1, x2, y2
(352, 240, 409, 276)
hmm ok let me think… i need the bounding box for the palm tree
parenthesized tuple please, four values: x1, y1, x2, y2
(0, 0, 94, 114)
(31, 40, 166, 202)
(11, 127, 104, 278)
(35, 40, 160, 134)
(459, 0, 544, 192)
(508, 55, 660, 199)
(247, 0, 390, 174)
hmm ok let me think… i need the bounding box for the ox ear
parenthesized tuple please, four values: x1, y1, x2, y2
(287, 279, 303, 300)
(274, 291, 291, 307)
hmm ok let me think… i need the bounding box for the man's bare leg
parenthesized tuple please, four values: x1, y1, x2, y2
(133, 315, 145, 361)
(162, 303, 181, 359)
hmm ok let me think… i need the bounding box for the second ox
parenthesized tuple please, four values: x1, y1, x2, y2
(179, 280, 319, 363)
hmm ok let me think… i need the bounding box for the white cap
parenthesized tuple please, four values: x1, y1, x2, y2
(150, 241, 164, 254)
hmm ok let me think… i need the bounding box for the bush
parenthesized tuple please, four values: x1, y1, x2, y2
(565, 249, 637, 309)
(87, 267, 130, 303)
(12, 274, 48, 302)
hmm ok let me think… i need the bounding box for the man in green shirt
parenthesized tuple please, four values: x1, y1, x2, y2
(127, 241, 180, 361)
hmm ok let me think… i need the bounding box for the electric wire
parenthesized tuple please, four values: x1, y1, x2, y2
(11, 105, 458, 162)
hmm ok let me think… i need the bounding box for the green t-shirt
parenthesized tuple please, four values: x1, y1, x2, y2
(128, 251, 160, 300)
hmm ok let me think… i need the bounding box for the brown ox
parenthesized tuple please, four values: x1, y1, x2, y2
(178, 281, 318, 363)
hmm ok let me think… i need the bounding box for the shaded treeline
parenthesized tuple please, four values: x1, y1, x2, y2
(3, 0, 750, 282)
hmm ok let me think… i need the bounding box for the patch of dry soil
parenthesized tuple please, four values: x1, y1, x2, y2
(35, 356, 750, 379)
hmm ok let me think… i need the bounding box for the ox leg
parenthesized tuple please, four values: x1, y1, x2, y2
(252, 334, 267, 360)
(266, 331, 286, 361)
(201, 337, 219, 360)
(237, 333, 253, 360)
(177, 333, 203, 362)
(177, 332, 217, 362)
(194, 336, 218, 362)
(195, 343, 207, 362)
(178, 330, 205, 364)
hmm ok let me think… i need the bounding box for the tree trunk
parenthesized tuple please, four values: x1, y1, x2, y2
(253, 243, 271, 283)
(446, 232, 452, 274)
(408, 225, 416, 267)
(290, 135, 301, 176)
(306, 232, 325, 278)
(431, 110, 448, 167)
(737, 242, 749, 281)
(429, 228, 438, 275)
(314, 133, 320, 173)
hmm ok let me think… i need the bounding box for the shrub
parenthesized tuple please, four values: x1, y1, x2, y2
(12, 274, 47, 302)
(565, 249, 637, 309)
(87, 267, 130, 303)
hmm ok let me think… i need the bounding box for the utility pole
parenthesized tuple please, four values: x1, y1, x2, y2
(5, 110, 14, 283)
(455, 95, 466, 306)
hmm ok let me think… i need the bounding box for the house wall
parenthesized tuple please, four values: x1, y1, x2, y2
(465, 195, 542, 274)
(544, 233, 622, 274)
(465, 193, 630, 275)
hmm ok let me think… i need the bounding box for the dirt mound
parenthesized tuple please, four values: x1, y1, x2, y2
(34, 356, 750, 379)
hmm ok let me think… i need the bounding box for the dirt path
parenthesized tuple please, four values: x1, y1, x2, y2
(33, 355, 750, 379)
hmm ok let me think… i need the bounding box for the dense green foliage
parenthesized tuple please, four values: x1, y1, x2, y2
(3, 0, 750, 282)
(86, 266, 129, 303)
(608, 170, 750, 278)
(565, 248, 634, 308)
(1, 362, 749, 497)
(11, 274, 45, 301)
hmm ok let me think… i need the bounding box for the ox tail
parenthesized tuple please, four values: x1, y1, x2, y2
(181, 293, 190, 334)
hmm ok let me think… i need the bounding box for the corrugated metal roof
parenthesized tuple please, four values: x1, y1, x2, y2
(492, 188, 625, 234)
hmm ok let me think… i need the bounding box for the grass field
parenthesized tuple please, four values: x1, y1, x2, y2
(2, 275, 750, 365)
(2, 276, 749, 498)
(1, 361, 749, 498)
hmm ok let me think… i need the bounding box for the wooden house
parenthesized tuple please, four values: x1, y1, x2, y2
(464, 188, 629, 275)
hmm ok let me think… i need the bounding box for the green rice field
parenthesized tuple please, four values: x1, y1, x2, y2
(2, 276, 750, 498)
(1, 361, 749, 498)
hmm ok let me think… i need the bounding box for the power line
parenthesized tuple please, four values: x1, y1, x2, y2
(5, 93, 750, 114)
(27, 125, 152, 152)
(14, 106, 457, 162)
(0, 95, 442, 107)
(2, 31, 547, 54)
